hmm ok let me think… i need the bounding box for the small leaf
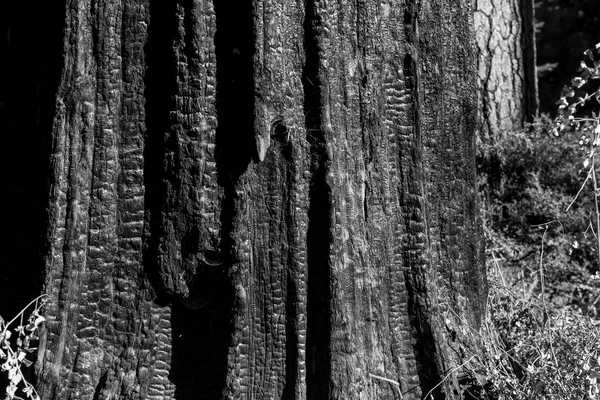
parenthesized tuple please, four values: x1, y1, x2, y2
(22, 385, 34, 397)
(561, 85, 575, 98)
(573, 76, 586, 87)
(582, 69, 592, 80)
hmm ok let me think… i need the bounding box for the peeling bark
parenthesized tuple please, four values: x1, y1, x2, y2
(1, 1, 484, 399)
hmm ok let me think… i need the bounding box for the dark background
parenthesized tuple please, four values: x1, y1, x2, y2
(536, 0, 600, 115)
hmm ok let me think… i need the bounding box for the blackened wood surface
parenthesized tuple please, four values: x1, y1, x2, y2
(2, 1, 484, 399)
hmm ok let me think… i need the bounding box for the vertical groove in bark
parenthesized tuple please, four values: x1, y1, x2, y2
(142, 1, 179, 396)
(302, 1, 333, 399)
(397, 1, 441, 396)
(405, 7, 428, 399)
(212, 0, 255, 399)
(142, 0, 175, 301)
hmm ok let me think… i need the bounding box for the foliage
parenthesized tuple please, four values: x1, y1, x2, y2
(472, 274, 600, 400)
(479, 118, 600, 315)
(471, 41, 600, 399)
(0, 296, 47, 400)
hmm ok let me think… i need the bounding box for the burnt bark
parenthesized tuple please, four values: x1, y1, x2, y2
(1, 1, 485, 399)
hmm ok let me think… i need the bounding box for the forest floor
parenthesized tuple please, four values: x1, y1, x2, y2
(473, 117, 600, 399)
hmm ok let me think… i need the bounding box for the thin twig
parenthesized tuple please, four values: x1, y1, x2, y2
(368, 373, 403, 399)
(491, 251, 507, 287)
(368, 373, 400, 387)
(3, 294, 48, 332)
(538, 226, 558, 366)
(539, 225, 548, 316)
(566, 167, 593, 212)
(592, 153, 600, 267)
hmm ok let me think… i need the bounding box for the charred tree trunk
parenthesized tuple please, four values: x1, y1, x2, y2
(2, 1, 485, 399)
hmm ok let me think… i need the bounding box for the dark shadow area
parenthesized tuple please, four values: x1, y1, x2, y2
(0, 1, 64, 392)
(273, 140, 301, 400)
(404, 270, 443, 400)
(0, 0, 64, 319)
(536, 1, 600, 116)
(169, 269, 235, 400)
(458, 374, 497, 400)
(304, 110, 334, 400)
(400, 3, 443, 393)
(282, 267, 300, 400)
(302, 2, 334, 399)
(213, 0, 254, 190)
(209, 0, 256, 396)
(520, 0, 538, 122)
(142, 0, 177, 300)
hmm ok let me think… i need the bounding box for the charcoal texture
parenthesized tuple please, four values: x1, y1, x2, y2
(1, 1, 486, 399)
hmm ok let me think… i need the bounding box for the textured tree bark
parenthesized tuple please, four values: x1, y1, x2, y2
(2, 0, 484, 399)
(475, 0, 538, 143)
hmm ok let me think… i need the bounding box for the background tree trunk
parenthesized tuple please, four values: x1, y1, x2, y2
(475, 0, 538, 142)
(474, 0, 538, 192)
(1, 0, 485, 399)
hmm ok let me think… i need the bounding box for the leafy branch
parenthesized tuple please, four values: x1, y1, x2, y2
(0, 295, 48, 400)
(554, 42, 600, 268)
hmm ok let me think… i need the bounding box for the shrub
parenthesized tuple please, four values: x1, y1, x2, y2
(479, 118, 600, 315)
(470, 273, 600, 400)
(471, 41, 600, 399)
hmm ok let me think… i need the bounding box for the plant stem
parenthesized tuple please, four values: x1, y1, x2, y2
(592, 154, 600, 268)
(2, 295, 48, 333)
